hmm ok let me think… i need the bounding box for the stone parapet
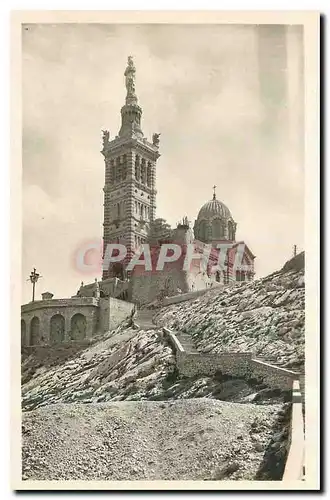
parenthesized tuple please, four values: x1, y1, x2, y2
(177, 351, 252, 379)
(250, 359, 299, 391)
(21, 297, 99, 313)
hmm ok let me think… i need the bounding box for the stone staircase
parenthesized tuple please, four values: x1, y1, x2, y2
(134, 309, 157, 330)
(134, 310, 199, 355)
(174, 331, 198, 353)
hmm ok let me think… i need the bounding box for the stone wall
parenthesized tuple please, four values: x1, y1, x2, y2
(130, 268, 190, 306)
(176, 352, 297, 390)
(162, 327, 299, 391)
(21, 296, 135, 347)
(176, 351, 252, 378)
(249, 360, 297, 391)
(131, 269, 222, 306)
(109, 297, 135, 330)
(21, 298, 99, 346)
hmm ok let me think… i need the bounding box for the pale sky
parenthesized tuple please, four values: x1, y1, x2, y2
(22, 23, 304, 304)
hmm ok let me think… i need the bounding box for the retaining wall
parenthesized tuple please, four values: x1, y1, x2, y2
(249, 359, 297, 391)
(176, 351, 252, 378)
(162, 327, 299, 391)
(109, 297, 135, 330)
(162, 326, 305, 480)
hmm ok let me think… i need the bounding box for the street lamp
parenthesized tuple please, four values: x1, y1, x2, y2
(28, 268, 41, 302)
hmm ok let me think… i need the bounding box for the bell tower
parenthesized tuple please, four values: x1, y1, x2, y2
(101, 56, 160, 280)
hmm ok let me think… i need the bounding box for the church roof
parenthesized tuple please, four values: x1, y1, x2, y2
(197, 196, 232, 220)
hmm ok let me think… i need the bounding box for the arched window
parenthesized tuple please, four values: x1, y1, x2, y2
(141, 159, 146, 184)
(110, 160, 115, 183)
(147, 163, 151, 186)
(199, 220, 208, 242)
(228, 221, 234, 240)
(116, 157, 122, 181)
(122, 154, 127, 180)
(212, 218, 222, 239)
(135, 155, 140, 180)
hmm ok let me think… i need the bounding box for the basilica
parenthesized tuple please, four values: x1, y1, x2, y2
(95, 56, 256, 305)
(21, 56, 256, 346)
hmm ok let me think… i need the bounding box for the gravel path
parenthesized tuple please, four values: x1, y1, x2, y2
(22, 399, 284, 481)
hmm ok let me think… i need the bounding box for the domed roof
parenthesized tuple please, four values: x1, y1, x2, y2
(197, 195, 232, 220)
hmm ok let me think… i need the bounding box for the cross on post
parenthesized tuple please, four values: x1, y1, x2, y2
(213, 185, 217, 200)
(28, 267, 41, 302)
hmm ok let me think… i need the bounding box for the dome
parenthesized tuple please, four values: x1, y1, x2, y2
(194, 193, 237, 243)
(197, 197, 232, 220)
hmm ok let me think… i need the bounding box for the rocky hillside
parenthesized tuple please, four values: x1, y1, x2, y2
(154, 255, 305, 370)
(21, 256, 304, 481)
(22, 320, 287, 412)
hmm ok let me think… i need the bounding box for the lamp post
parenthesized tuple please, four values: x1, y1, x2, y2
(29, 268, 40, 302)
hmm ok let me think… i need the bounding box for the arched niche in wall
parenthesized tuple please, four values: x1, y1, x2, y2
(21, 319, 26, 346)
(70, 313, 87, 341)
(50, 314, 65, 345)
(30, 316, 40, 345)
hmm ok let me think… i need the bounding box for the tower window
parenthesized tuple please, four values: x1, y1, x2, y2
(147, 163, 151, 186)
